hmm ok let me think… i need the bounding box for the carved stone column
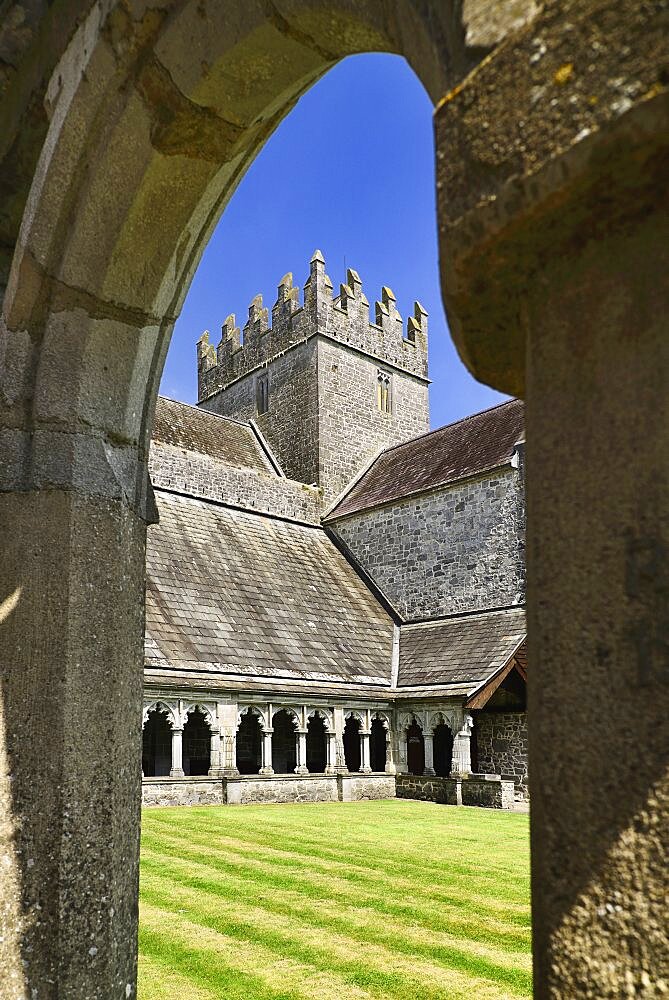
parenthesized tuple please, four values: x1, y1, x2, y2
(207, 728, 222, 777)
(360, 731, 372, 774)
(423, 732, 436, 776)
(259, 729, 274, 775)
(451, 718, 472, 776)
(295, 730, 308, 774)
(216, 704, 239, 776)
(384, 728, 397, 775)
(170, 727, 184, 778)
(333, 707, 348, 773)
(325, 732, 337, 775)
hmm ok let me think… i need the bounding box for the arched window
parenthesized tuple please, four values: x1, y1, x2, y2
(343, 715, 362, 772)
(272, 710, 297, 773)
(306, 714, 327, 773)
(376, 369, 392, 413)
(236, 709, 263, 774)
(370, 718, 388, 772)
(142, 709, 172, 777)
(256, 372, 269, 414)
(183, 708, 211, 776)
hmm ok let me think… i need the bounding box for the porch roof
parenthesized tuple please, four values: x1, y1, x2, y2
(397, 606, 526, 690)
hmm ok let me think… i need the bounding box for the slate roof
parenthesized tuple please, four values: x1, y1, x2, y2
(145, 490, 394, 685)
(397, 606, 526, 689)
(153, 396, 274, 473)
(326, 399, 524, 520)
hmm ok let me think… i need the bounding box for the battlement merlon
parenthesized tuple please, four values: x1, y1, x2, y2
(196, 251, 429, 402)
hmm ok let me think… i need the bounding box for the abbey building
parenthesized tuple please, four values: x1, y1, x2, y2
(142, 252, 527, 809)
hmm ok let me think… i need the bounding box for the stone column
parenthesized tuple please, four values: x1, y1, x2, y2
(333, 707, 348, 773)
(259, 729, 274, 775)
(384, 729, 396, 775)
(451, 718, 472, 775)
(295, 730, 308, 774)
(170, 727, 184, 778)
(423, 732, 436, 776)
(435, 10, 669, 990)
(217, 703, 239, 776)
(360, 731, 372, 773)
(208, 728, 222, 777)
(325, 732, 337, 774)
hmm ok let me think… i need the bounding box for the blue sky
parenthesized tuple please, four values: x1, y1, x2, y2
(161, 53, 508, 428)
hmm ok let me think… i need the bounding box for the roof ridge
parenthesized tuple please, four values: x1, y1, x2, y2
(374, 397, 521, 459)
(402, 605, 526, 630)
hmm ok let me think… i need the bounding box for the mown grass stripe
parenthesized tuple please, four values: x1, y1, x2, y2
(141, 886, 528, 1000)
(141, 839, 530, 951)
(144, 818, 530, 916)
(139, 800, 532, 1000)
(140, 903, 376, 1000)
(141, 860, 530, 988)
(144, 807, 529, 896)
(140, 862, 532, 995)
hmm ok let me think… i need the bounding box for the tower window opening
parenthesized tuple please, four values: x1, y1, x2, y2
(377, 370, 392, 413)
(256, 373, 269, 414)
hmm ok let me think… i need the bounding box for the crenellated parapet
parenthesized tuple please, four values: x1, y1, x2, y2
(197, 250, 428, 402)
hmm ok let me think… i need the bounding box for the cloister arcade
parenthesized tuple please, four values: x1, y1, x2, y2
(141, 699, 475, 779)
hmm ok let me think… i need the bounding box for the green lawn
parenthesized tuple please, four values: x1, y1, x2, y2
(138, 799, 531, 1000)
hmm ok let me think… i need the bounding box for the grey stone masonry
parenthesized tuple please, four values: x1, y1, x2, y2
(332, 466, 525, 620)
(396, 773, 514, 809)
(198, 251, 429, 503)
(149, 440, 322, 524)
(475, 711, 529, 799)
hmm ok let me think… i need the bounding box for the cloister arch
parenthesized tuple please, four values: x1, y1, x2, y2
(1, 3, 666, 999)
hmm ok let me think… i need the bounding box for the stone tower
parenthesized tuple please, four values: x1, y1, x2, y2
(197, 250, 429, 502)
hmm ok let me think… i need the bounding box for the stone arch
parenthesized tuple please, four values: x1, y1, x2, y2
(237, 704, 268, 731)
(142, 700, 177, 728)
(344, 709, 365, 726)
(183, 702, 216, 730)
(307, 707, 333, 732)
(400, 712, 423, 732)
(428, 711, 447, 732)
(0, 28, 464, 998)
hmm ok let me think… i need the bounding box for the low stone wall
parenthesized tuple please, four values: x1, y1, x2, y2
(395, 773, 459, 805)
(338, 774, 396, 801)
(142, 772, 397, 807)
(227, 774, 339, 805)
(142, 777, 225, 807)
(461, 773, 515, 810)
(395, 772, 515, 809)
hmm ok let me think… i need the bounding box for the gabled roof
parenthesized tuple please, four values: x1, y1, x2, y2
(153, 396, 274, 474)
(326, 398, 524, 520)
(145, 490, 394, 686)
(397, 606, 526, 690)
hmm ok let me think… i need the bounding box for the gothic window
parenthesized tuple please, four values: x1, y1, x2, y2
(256, 372, 269, 414)
(376, 370, 391, 413)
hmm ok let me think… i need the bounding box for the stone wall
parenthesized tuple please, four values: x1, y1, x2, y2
(142, 778, 225, 807)
(149, 441, 322, 524)
(142, 773, 396, 807)
(227, 774, 339, 805)
(202, 339, 321, 487)
(395, 773, 459, 805)
(318, 338, 429, 503)
(331, 466, 525, 619)
(338, 774, 396, 801)
(396, 773, 515, 809)
(475, 711, 529, 799)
